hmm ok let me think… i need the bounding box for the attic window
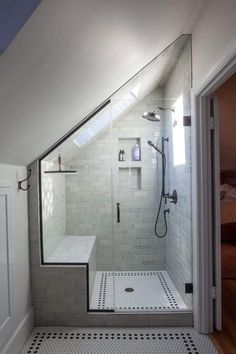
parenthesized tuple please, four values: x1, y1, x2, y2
(73, 85, 140, 147)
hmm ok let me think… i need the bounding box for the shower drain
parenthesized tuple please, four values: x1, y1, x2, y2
(124, 287, 134, 292)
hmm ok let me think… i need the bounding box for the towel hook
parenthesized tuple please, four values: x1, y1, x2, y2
(18, 169, 31, 191)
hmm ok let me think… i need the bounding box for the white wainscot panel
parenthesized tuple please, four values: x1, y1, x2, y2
(0, 188, 13, 346)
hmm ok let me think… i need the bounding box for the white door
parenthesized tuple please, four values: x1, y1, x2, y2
(0, 187, 13, 349)
(208, 97, 222, 331)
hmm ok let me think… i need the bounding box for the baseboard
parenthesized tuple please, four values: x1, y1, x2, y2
(2, 307, 34, 354)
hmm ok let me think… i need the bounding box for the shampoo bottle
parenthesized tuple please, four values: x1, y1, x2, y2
(132, 144, 141, 161)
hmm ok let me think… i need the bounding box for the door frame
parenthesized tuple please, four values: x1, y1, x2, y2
(192, 38, 236, 333)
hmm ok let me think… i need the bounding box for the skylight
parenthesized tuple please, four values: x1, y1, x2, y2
(73, 85, 140, 147)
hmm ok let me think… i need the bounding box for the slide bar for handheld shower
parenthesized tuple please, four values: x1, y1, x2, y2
(161, 137, 168, 199)
(161, 137, 178, 205)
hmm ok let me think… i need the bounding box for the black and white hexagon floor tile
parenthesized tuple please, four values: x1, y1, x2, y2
(90, 271, 188, 311)
(20, 327, 218, 354)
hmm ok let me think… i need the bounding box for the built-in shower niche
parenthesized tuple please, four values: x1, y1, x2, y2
(118, 137, 142, 191)
(118, 167, 141, 191)
(118, 137, 141, 162)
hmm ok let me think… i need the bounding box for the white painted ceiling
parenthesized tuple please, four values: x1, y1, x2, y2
(0, 0, 203, 166)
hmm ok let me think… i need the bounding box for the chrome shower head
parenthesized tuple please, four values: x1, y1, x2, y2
(142, 111, 160, 122)
(142, 106, 174, 122)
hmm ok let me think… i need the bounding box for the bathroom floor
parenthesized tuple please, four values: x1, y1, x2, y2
(90, 270, 188, 311)
(20, 327, 218, 354)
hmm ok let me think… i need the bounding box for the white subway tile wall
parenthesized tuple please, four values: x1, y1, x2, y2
(41, 161, 66, 259)
(65, 89, 166, 271)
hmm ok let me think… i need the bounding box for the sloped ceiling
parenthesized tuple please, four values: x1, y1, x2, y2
(0, 0, 203, 166)
(43, 35, 189, 165)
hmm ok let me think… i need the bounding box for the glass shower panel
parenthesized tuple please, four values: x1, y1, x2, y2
(111, 97, 167, 311)
(109, 36, 193, 313)
(111, 98, 165, 271)
(40, 34, 193, 314)
(111, 94, 193, 312)
(164, 95, 193, 311)
(40, 104, 115, 311)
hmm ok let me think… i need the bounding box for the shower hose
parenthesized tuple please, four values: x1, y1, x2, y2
(154, 156, 169, 238)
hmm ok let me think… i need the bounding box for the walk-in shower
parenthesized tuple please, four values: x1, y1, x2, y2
(32, 35, 193, 324)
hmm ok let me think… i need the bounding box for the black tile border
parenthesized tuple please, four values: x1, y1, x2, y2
(25, 329, 200, 354)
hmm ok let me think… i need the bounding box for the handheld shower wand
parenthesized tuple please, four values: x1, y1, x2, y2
(147, 140, 165, 157)
(147, 138, 177, 239)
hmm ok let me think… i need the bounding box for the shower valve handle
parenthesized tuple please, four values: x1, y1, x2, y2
(169, 190, 178, 204)
(116, 203, 120, 223)
(164, 190, 178, 204)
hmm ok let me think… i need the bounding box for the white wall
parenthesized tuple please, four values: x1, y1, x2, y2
(192, 0, 236, 87)
(0, 164, 32, 354)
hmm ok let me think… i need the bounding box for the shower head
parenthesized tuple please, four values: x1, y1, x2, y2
(142, 106, 174, 122)
(147, 140, 165, 157)
(142, 111, 160, 122)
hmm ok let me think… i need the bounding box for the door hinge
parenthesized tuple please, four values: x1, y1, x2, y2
(183, 115, 191, 126)
(185, 283, 193, 294)
(211, 286, 217, 299)
(209, 116, 214, 130)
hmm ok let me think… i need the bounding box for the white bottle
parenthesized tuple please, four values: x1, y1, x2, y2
(132, 144, 141, 161)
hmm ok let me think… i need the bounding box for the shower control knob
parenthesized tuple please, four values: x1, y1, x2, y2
(169, 190, 178, 204)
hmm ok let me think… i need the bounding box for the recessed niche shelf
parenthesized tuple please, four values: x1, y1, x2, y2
(118, 137, 141, 162)
(118, 161, 142, 168)
(118, 167, 141, 191)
